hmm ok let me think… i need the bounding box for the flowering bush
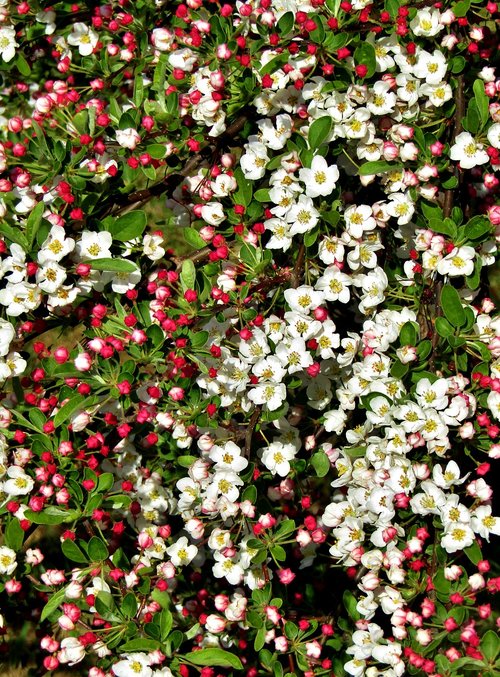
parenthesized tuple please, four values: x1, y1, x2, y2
(0, 0, 499, 675)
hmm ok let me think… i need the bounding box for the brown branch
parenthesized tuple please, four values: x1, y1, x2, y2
(103, 110, 250, 217)
(290, 242, 305, 289)
(245, 406, 261, 457)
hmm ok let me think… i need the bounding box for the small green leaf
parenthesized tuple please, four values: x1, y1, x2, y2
(464, 215, 492, 240)
(308, 116, 332, 149)
(26, 202, 45, 248)
(5, 518, 24, 551)
(88, 536, 109, 562)
(109, 210, 147, 242)
(310, 451, 330, 477)
(354, 42, 376, 78)
(89, 258, 138, 273)
(122, 592, 138, 619)
(0, 223, 29, 250)
(464, 540, 482, 565)
(190, 331, 208, 348)
(183, 648, 243, 670)
(428, 218, 457, 240)
(343, 590, 361, 621)
(181, 259, 196, 291)
(358, 161, 402, 176)
(473, 78, 489, 127)
(25, 507, 81, 525)
(441, 284, 466, 328)
(97, 472, 114, 493)
(400, 321, 417, 345)
(277, 11, 294, 36)
(481, 629, 500, 663)
(53, 394, 84, 428)
(62, 539, 89, 564)
(159, 609, 173, 640)
(233, 167, 253, 207)
(41, 587, 67, 621)
(435, 316, 454, 338)
(120, 639, 161, 652)
(184, 227, 207, 250)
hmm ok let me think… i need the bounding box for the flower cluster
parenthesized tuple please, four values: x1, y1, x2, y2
(0, 0, 499, 676)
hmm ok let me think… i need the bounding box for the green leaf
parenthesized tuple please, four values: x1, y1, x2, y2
(275, 519, 296, 538)
(435, 316, 454, 338)
(481, 629, 500, 663)
(191, 331, 208, 348)
(122, 592, 138, 619)
(183, 648, 243, 670)
(184, 227, 207, 250)
(233, 167, 253, 207)
(464, 215, 492, 240)
(0, 222, 29, 250)
(277, 11, 294, 35)
(159, 609, 173, 640)
(310, 451, 330, 477)
(88, 536, 109, 562)
(4, 518, 24, 551)
(441, 285, 466, 328)
(452, 0, 471, 17)
(89, 258, 138, 273)
(120, 638, 161, 652)
(354, 42, 376, 78)
(358, 161, 402, 176)
(343, 590, 360, 621)
(40, 587, 67, 621)
(464, 540, 482, 565)
(62, 539, 89, 564)
(308, 116, 332, 149)
(25, 507, 81, 525)
(16, 53, 31, 76)
(26, 202, 45, 248)
(53, 394, 84, 428)
(97, 472, 114, 492)
(181, 259, 196, 291)
(400, 321, 417, 345)
(428, 217, 457, 240)
(109, 210, 147, 242)
(473, 78, 489, 127)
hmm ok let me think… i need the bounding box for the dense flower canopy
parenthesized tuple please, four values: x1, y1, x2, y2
(0, 0, 499, 676)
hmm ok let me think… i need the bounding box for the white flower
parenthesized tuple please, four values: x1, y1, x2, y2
(212, 551, 244, 585)
(58, 637, 86, 666)
(36, 262, 67, 294)
(433, 460, 468, 488)
(471, 506, 500, 540)
(437, 246, 475, 277)
(286, 196, 320, 235)
(67, 23, 98, 57)
(419, 81, 453, 107)
(257, 114, 293, 150)
(415, 378, 448, 410)
(115, 128, 141, 150)
(487, 123, 500, 149)
(2, 465, 34, 496)
(0, 27, 18, 63)
(248, 382, 286, 411)
(0, 282, 42, 316)
(0, 319, 15, 357)
(240, 141, 269, 180)
(201, 202, 225, 226)
(261, 441, 296, 477)
(284, 286, 323, 314)
(209, 441, 248, 473)
(450, 132, 489, 169)
(318, 237, 345, 265)
(112, 653, 153, 677)
(38, 225, 75, 264)
(386, 192, 415, 225)
(76, 231, 112, 260)
(441, 524, 475, 553)
(0, 546, 17, 575)
(166, 536, 197, 567)
(168, 47, 197, 71)
(143, 234, 165, 261)
(315, 266, 351, 304)
(413, 49, 447, 84)
(103, 268, 141, 294)
(298, 156, 339, 198)
(324, 409, 347, 434)
(344, 204, 376, 239)
(209, 470, 244, 502)
(410, 9, 443, 37)
(367, 81, 396, 115)
(265, 217, 293, 251)
(275, 338, 313, 374)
